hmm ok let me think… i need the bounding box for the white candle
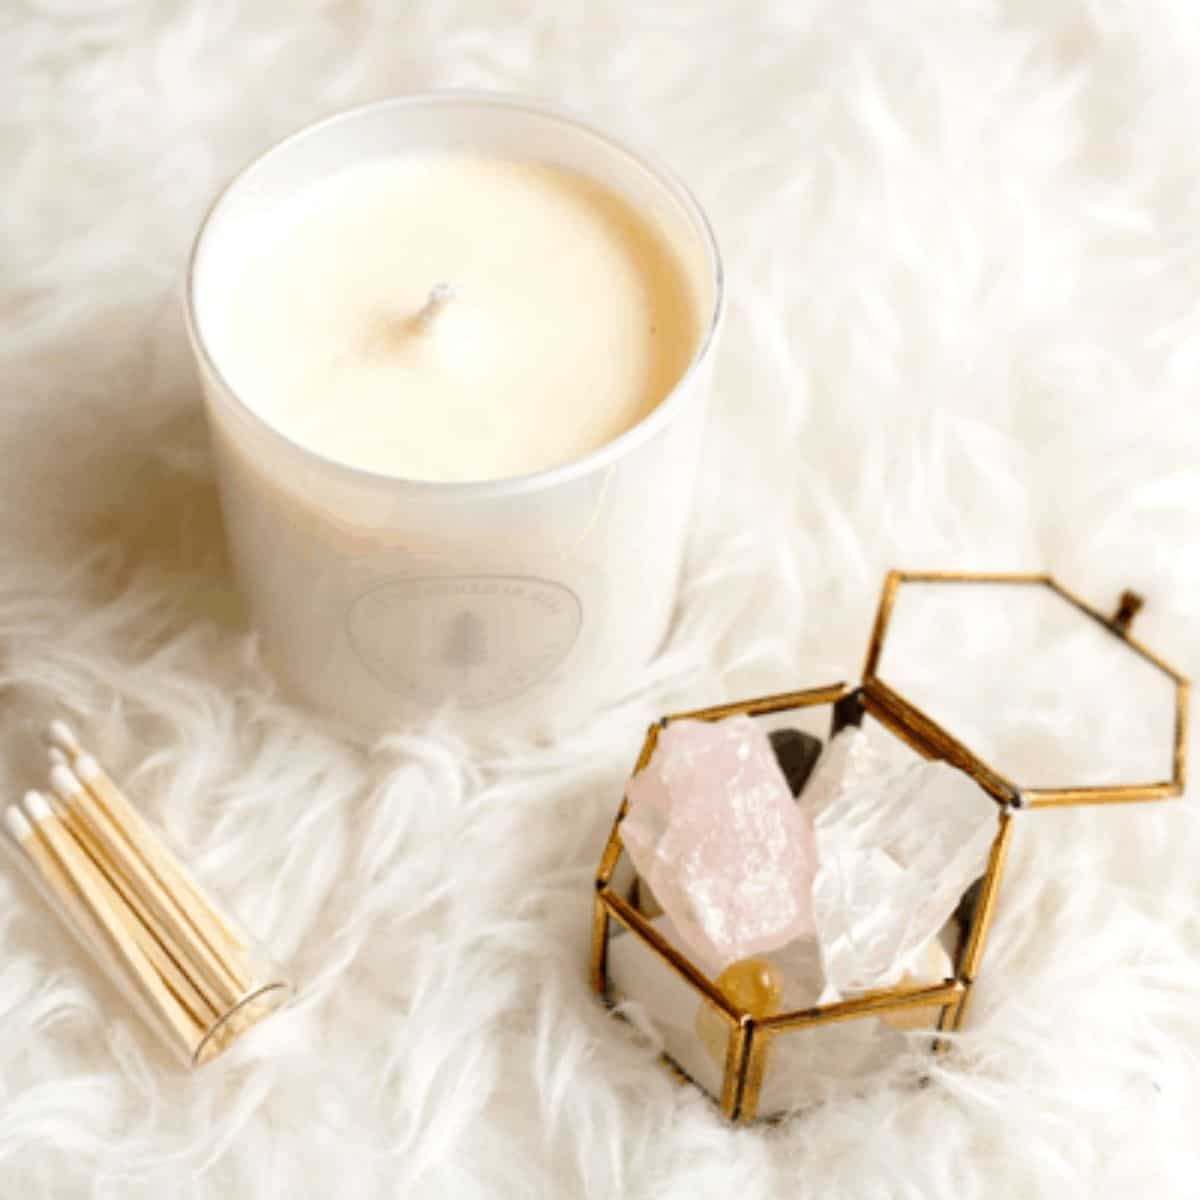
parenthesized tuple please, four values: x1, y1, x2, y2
(188, 96, 723, 733)
(220, 153, 702, 483)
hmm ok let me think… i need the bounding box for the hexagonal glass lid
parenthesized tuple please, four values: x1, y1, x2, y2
(862, 572, 1188, 808)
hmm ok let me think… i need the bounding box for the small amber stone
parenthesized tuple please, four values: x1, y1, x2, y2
(717, 957, 785, 1017)
(695, 956, 785, 1067)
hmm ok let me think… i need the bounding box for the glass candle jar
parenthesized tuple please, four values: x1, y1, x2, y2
(186, 94, 724, 736)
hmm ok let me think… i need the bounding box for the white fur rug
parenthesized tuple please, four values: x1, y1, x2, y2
(3, 2, 1200, 1196)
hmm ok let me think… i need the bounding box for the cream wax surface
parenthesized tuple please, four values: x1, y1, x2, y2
(224, 153, 702, 482)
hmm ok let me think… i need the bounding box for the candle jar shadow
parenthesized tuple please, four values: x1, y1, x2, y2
(0, 292, 253, 668)
(84, 407, 245, 626)
(54, 400, 247, 636)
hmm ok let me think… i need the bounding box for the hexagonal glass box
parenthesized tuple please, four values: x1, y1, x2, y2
(591, 571, 1189, 1121)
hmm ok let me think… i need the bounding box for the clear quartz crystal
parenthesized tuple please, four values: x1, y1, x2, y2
(802, 728, 996, 1001)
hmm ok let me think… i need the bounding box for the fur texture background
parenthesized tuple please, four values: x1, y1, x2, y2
(2, 1, 1200, 1195)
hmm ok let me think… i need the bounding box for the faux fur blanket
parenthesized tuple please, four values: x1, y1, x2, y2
(2, 2, 1199, 1196)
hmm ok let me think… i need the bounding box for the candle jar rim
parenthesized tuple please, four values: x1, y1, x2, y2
(184, 90, 726, 499)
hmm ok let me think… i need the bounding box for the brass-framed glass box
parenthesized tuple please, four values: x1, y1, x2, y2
(591, 571, 1189, 1121)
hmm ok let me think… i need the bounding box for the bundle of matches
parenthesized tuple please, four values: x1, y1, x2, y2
(3, 722, 290, 1067)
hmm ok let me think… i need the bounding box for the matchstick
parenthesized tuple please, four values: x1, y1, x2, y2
(76, 753, 249, 956)
(11, 794, 205, 1059)
(45, 739, 222, 1022)
(49, 796, 218, 1028)
(6, 804, 108, 960)
(45, 721, 249, 956)
(49, 763, 247, 1011)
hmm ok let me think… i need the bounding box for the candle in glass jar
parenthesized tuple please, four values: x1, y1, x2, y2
(187, 95, 723, 733)
(220, 153, 703, 483)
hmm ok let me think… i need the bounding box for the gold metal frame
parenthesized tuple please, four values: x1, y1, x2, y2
(591, 571, 1189, 1122)
(862, 571, 1189, 808)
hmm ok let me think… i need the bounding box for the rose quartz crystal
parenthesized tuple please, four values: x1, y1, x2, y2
(620, 716, 818, 969)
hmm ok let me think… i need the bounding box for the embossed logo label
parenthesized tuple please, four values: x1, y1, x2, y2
(347, 575, 582, 709)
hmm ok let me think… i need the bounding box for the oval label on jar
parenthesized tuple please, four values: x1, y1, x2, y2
(346, 575, 583, 709)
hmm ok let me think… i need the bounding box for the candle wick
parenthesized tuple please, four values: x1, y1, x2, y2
(365, 284, 458, 356)
(413, 283, 456, 331)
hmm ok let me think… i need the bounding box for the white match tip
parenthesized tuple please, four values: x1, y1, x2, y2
(49, 764, 84, 798)
(47, 746, 68, 767)
(23, 791, 53, 822)
(45, 720, 82, 757)
(4, 805, 32, 841)
(74, 754, 101, 781)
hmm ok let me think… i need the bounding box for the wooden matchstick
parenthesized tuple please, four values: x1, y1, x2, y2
(49, 763, 247, 1011)
(45, 722, 249, 957)
(11, 794, 205, 1060)
(75, 753, 249, 957)
(49, 796, 218, 1028)
(6, 803, 108, 959)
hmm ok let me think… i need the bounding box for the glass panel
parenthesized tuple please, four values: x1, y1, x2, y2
(608, 837, 637, 900)
(605, 913, 730, 1101)
(874, 581, 1177, 791)
(751, 900, 964, 1116)
(605, 895, 968, 1116)
(754, 1006, 946, 1119)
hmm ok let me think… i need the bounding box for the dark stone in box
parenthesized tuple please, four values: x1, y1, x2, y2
(769, 727, 823, 798)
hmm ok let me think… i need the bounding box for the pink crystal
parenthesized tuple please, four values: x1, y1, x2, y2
(620, 716, 818, 969)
